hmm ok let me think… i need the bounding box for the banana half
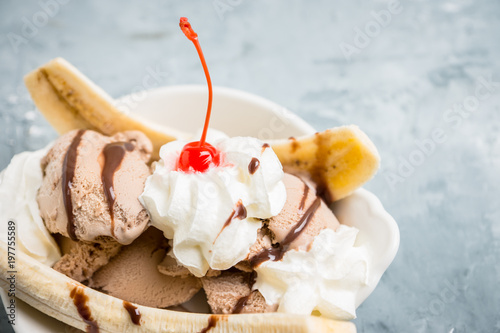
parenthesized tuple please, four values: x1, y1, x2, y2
(24, 58, 186, 161)
(0, 245, 355, 333)
(272, 126, 380, 202)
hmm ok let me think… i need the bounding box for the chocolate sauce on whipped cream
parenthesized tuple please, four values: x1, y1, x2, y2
(261, 143, 270, 154)
(214, 200, 247, 243)
(101, 142, 134, 236)
(250, 197, 322, 268)
(248, 157, 260, 175)
(123, 301, 141, 325)
(62, 130, 86, 241)
(232, 200, 247, 221)
(70, 286, 99, 333)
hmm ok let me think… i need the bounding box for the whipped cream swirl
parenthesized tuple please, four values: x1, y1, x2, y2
(0, 148, 61, 266)
(254, 225, 368, 320)
(140, 132, 286, 277)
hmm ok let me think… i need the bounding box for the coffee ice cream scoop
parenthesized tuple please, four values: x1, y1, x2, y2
(37, 129, 152, 245)
(89, 227, 202, 308)
(237, 173, 340, 270)
(267, 173, 340, 250)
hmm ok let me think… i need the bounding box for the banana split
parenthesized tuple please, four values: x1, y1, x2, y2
(0, 17, 383, 333)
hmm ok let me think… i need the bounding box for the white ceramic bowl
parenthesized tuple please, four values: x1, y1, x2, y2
(1, 85, 399, 332)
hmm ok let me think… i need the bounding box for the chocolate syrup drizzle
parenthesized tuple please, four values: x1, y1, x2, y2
(249, 197, 322, 268)
(248, 157, 260, 175)
(316, 183, 333, 205)
(231, 271, 257, 314)
(214, 200, 247, 243)
(199, 315, 219, 333)
(123, 301, 141, 325)
(70, 286, 99, 333)
(62, 130, 86, 241)
(232, 295, 250, 315)
(312, 132, 334, 204)
(298, 183, 310, 212)
(101, 142, 134, 236)
(261, 143, 270, 154)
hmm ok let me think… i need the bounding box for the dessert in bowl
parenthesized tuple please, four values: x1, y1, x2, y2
(0, 18, 399, 333)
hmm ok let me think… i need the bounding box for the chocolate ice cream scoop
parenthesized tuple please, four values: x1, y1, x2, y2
(267, 173, 340, 250)
(37, 129, 152, 245)
(242, 173, 340, 268)
(53, 235, 122, 283)
(201, 271, 277, 314)
(89, 227, 202, 308)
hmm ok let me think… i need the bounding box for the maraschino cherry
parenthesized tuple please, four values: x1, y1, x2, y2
(177, 17, 221, 173)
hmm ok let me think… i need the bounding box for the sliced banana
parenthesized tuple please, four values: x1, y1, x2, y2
(0, 244, 356, 333)
(24, 58, 186, 161)
(271, 126, 380, 202)
(24, 66, 97, 133)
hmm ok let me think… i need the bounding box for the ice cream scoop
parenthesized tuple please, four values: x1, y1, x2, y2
(37, 129, 152, 244)
(235, 173, 340, 269)
(53, 235, 122, 283)
(267, 173, 340, 250)
(201, 270, 277, 314)
(88, 227, 202, 308)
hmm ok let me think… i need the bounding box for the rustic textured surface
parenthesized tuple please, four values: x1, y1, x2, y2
(1, 1, 499, 332)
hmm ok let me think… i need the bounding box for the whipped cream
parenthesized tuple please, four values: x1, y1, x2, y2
(254, 225, 368, 320)
(140, 132, 286, 277)
(0, 148, 61, 266)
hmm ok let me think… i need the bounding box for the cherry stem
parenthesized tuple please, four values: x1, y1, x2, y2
(179, 17, 213, 147)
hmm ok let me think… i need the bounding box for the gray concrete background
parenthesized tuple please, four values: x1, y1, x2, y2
(1, 0, 499, 332)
